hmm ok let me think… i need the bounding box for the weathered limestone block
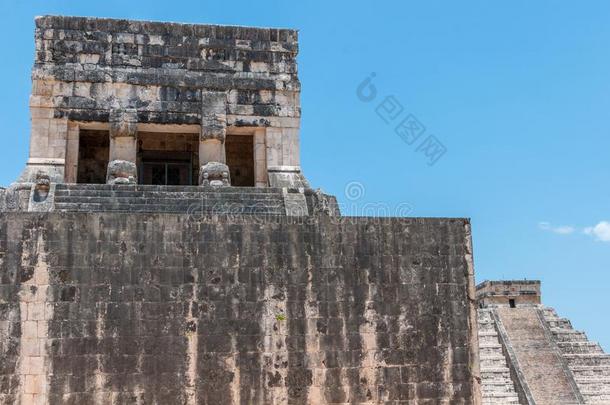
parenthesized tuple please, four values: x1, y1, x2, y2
(268, 166, 310, 189)
(17, 158, 65, 184)
(201, 91, 227, 142)
(0, 183, 31, 211)
(109, 108, 138, 139)
(107, 108, 138, 183)
(307, 188, 340, 217)
(282, 188, 308, 216)
(19, 109, 68, 183)
(199, 91, 228, 166)
(106, 159, 137, 185)
(199, 138, 225, 166)
(199, 162, 230, 187)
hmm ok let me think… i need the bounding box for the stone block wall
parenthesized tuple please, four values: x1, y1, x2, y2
(33, 16, 300, 125)
(0, 213, 480, 404)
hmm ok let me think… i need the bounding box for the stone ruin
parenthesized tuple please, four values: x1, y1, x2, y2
(0, 16, 480, 404)
(477, 281, 610, 404)
(0, 14, 606, 405)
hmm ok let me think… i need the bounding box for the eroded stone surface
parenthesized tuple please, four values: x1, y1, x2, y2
(199, 162, 231, 187)
(0, 213, 479, 404)
(31, 16, 301, 126)
(106, 159, 137, 185)
(109, 109, 138, 139)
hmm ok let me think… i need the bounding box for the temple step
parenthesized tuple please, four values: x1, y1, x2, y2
(53, 184, 288, 215)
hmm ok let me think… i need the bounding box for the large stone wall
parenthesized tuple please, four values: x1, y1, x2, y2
(33, 16, 300, 126)
(0, 213, 480, 404)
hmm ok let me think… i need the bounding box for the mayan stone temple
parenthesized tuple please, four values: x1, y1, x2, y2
(476, 281, 610, 404)
(0, 15, 608, 405)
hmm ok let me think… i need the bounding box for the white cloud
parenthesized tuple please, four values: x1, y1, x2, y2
(584, 221, 610, 242)
(554, 226, 575, 235)
(538, 222, 575, 235)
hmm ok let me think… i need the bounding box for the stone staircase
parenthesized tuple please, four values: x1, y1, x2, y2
(478, 308, 522, 404)
(541, 307, 610, 404)
(52, 184, 287, 216)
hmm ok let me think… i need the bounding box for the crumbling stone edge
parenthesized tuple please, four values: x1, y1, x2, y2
(465, 221, 483, 405)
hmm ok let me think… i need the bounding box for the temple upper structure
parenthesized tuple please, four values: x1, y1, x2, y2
(2, 16, 337, 216)
(476, 280, 541, 308)
(22, 15, 307, 189)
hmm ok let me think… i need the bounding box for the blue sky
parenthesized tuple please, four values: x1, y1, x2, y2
(1, 0, 609, 348)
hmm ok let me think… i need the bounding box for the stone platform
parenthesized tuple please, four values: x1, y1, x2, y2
(1, 183, 340, 218)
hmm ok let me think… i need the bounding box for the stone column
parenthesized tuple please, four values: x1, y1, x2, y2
(265, 128, 310, 189)
(107, 108, 138, 184)
(64, 122, 80, 183)
(254, 128, 267, 187)
(18, 96, 68, 183)
(199, 91, 230, 186)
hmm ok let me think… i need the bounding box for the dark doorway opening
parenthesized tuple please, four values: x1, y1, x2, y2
(137, 132, 198, 186)
(225, 134, 254, 187)
(77, 130, 109, 184)
(141, 159, 192, 185)
(509, 299, 516, 308)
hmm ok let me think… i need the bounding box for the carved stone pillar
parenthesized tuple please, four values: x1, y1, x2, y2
(107, 108, 138, 184)
(199, 91, 227, 171)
